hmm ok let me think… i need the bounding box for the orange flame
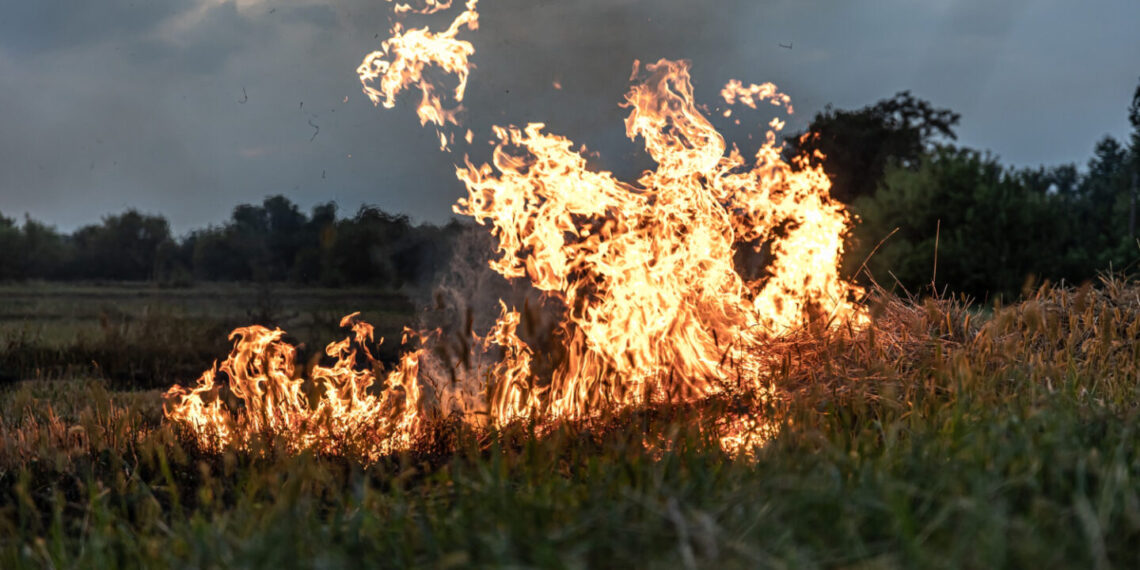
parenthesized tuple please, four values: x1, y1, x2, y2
(357, 0, 478, 149)
(391, 0, 454, 16)
(165, 2, 865, 459)
(164, 313, 426, 460)
(456, 58, 864, 421)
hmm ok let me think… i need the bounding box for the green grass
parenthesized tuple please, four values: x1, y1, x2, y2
(3, 280, 1140, 568)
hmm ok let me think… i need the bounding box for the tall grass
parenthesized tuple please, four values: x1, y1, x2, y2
(2, 278, 1140, 568)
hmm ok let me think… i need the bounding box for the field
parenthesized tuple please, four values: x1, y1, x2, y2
(0, 283, 415, 389)
(3, 280, 1140, 568)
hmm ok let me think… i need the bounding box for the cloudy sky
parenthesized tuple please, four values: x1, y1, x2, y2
(1, 0, 1137, 234)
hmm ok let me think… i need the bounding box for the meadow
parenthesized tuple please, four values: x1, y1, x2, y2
(0, 283, 414, 389)
(3, 279, 1140, 568)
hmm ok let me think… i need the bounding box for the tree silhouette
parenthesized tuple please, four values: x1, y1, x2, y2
(787, 91, 960, 203)
(71, 211, 171, 280)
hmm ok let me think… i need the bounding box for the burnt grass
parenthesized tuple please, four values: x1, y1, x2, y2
(4, 279, 1140, 568)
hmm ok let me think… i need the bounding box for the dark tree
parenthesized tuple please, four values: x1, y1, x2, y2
(191, 226, 251, 281)
(850, 146, 1064, 300)
(0, 197, 465, 287)
(71, 210, 171, 280)
(153, 236, 194, 286)
(1077, 136, 1132, 267)
(1127, 77, 1140, 240)
(1129, 76, 1140, 145)
(327, 206, 413, 286)
(262, 195, 307, 280)
(0, 213, 23, 281)
(291, 202, 338, 284)
(193, 196, 307, 282)
(787, 91, 960, 203)
(21, 217, 71, 280)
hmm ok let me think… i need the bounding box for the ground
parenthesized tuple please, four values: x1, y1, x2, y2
(2, 280, 1140, 568)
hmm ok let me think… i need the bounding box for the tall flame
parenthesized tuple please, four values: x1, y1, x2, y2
(455, 58, 863, 420)
(165, 1, 865, 459)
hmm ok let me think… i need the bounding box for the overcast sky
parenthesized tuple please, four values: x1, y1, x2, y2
(1, 0, 1137, 234)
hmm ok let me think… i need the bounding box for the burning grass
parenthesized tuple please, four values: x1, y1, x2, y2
(4, 279, 1140, 567)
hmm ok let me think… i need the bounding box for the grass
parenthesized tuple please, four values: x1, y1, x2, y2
(3, 279, 1140, 567)
(0, 282, 414, 388)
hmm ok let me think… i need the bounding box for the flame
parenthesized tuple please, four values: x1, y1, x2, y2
(164, 313, 426, 460)
(454, 58, 864, 419)
(717, 413, 781, 459)
(165, 2, 865, 459)
(356, 0, 478, 149)
(391, 0, 454, 16)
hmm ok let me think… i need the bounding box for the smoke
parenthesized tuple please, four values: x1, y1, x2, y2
(413, 224, 565, 420)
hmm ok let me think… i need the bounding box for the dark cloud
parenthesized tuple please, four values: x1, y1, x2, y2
(279, 4, 340, 29)
(128, 2, 272, 75)
(0, 0, 182, 55)
(0, 0, 1137, 234)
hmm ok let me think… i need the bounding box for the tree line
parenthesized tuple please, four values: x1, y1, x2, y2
(791, 78, 1140, 302)
(2, 78, 1139, 300)
(0, 197, 466, 288)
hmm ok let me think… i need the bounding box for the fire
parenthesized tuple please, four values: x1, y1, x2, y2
(454, 57, 864, 419)
(164, 313, 426, 460)
(356, 0, 479, 149)
(165, 1, 866, 460)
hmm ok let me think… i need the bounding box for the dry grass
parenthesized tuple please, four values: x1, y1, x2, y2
(2, 278, 1140, 567)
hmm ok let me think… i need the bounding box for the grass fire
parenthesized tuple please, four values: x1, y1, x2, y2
(165, 0, 864, 462)
(3, 1, 1140, 567)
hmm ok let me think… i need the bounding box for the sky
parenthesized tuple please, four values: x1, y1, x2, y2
(0, 0, 1137, 235)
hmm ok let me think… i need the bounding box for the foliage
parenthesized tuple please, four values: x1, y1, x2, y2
(830, 78, 1140, 301)
(787, 91, 960, 203)
(188, 198, 466, 288)
(70, 211, 173, 281)
(1130, 76, 1140, 147)
(0, 197, 467, 289)
(849, 147, 1060, 300)
(0, 215, 71, 281)
(847, 142, 1140, 301)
